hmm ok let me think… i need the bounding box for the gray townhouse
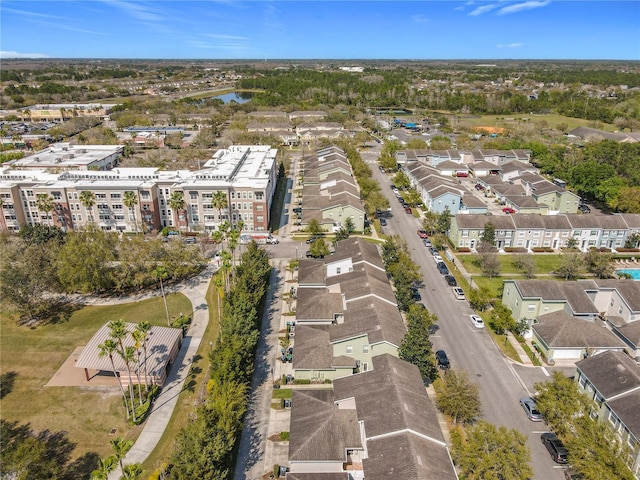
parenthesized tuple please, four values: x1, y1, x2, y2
(287, 354, 458, 479)
(575, 351, 640, 478)
(449, 213, 640, 252)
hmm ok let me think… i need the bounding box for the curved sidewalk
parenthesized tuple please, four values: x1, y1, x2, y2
(108, 262, 215, 479)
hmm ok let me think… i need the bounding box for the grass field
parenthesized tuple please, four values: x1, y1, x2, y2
(141, 273, 222, 475)
(0, 293, 192, 460)
(457, 253, 564, 275)
(455, 113, 615, 132)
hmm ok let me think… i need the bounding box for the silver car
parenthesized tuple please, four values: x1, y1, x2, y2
(520, 397, 543, 422)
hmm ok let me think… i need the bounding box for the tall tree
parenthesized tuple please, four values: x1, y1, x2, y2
(35, 193, 55, 226)
(152, 266, 171, 326)
(451, 421, 533, 480)
(109, 437, 133, 476)
(98, 339, 132, 419)
(133, 321, 152, 389)
(554, 253, 584, 281)
(90, 455, 117, 480)
(123, 191, 139, 234)
(399, 304, 438, 384)
(211, 190, 228, 226)
(79, 190, 96, 224)
(108, 320, 137, 421)
(436, 206, 451, 234)
(436, 368, 481, 425)
(168, 191, 186, 231)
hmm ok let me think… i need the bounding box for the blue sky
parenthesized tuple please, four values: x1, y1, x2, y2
(1, 1, 639, 60)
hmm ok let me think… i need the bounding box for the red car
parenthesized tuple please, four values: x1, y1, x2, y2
(405, 207, 412, 214)
(503, 207, 516, 214)
(417, 229, 428, 239)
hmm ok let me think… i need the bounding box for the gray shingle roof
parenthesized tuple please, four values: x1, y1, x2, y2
(607, 390, 640, 440)
(591, 279, 640, 313)
(363, 433, 457, 480)
(576, 350, 640, 399)
(295, 289, 343, 322)
(333, 354, 444, 441)
(288, 390, 361, 462)
(533, 311, 625, 348)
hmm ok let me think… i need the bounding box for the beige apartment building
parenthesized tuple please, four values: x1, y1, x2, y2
(0, 145, 278, 234)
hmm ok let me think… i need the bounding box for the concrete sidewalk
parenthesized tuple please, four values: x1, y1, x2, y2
(108, 262, 215, 479)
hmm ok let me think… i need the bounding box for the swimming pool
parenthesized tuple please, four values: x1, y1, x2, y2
(616, 269, 640, 280)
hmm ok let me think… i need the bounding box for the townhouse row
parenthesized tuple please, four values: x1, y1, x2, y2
(501, 277, 640, 477)
(285, 237, 457, 479)
(0, 145, 278, 234)
(294, 146, 367, 234)
(399, 148, 583, 216)
(450, 213, 640, 251)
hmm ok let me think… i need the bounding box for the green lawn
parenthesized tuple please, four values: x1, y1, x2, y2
(0, 293, 192, 460)
(141, 274, 222, 476)
(457, 253, 564, 275)
(456, 113, 616, 132)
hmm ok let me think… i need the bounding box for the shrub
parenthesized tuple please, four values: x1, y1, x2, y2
(132, 384, 160, 425)
(456, 247, 471, 253)
(532, 247, 554, 253)
(616, 248, 640, 253)
(505, 247, 527, 253)
(293, 378, 311, 385)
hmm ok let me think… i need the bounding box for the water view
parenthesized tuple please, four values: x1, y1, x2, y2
(212, 92, 253, 104)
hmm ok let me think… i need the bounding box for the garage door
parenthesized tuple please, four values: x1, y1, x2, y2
(551, 349, 582, 360)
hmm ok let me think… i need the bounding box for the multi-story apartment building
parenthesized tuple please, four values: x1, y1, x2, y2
(0, 145, 278, 234)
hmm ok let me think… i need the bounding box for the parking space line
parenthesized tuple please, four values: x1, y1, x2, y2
(541, 367, 550, 377)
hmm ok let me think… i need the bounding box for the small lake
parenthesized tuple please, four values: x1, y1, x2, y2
(212, 92, 253, 104)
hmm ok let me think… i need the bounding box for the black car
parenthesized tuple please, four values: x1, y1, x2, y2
(541, 432, 568, 464)
(578, 204, 591, 213)
(436, 262, 449, 275)
(410, 288, 421, 301)
(444, 275, 457, 287)
(293, 207, 302, 214)
(435, 350, 450, 370)
(306, 236, 320, 244)
(379, 218, 387, 226)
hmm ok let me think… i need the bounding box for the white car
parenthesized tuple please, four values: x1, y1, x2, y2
(453, 287, 465, 300)
(469, 314, 485, 328)
(433, 255, 443, 263)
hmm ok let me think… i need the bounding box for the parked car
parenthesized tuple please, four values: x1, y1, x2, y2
(444, 275, 457, 287)
(379, 218, 387, 226)
(503, 207, 516, 214)
(578, 204, 591, 213)
(404, 206, 412, 214)
(453, 287, 466, 300)
(292, 207, 302, 214)
(429, 246, 439, 256)
(306, 236, 320, 244)
(436, 262, 449, 275)
(410, 287, 422, 301)
(435, 350, 450, 370)
(541, 432, 569, 464)
(417, 229, 428, 239)
(519, 397, 543, 422)
(469, 314, 485, 328)
(183, 236, 197, 244)
(433, 254, 443, 263)
(379, 165, 386, 173)
(423, 238, 432, 247)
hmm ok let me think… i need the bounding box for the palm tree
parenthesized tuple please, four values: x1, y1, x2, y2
(108, 319, 137, 420)
(153, 266, 170, 326)
(98, 339, 132, 419)
(119, 346, 138, 420)
(130, 329, 145, 405)
(110, 437, 133, 475)
(123, 191, 139, 234)
(228, 228, 240, 266)
(211, 190, 228, 227)
(90, 455, 117, 480)
(133, 321, 152, 389)
(168, 191, 186, 231)
(121, 463, 143, 480)
(35, 193, 55, 226)
(79, 190, 96, 225)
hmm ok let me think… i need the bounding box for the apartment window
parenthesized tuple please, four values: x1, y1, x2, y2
(232, 203, 236, 210)
(68, 193, 73, 199)
(248, 192, 253, 199)
(112, 204, 123, 210)
(243, 203, 248, 210)
(578, 376, 587, 389)
(515, 300, 519, 307)
(336, 267, 341, 275)
(257, 216, 264, 222)
(519, 231, 525, 237)
(546, 231, 552, 237)
(363, 345, 369, 354)
(610, 299, 615, 307)
(256, 204, 263, 211)
(590, 230, 598, 236)
(111, 193, 121, 199)
(26, 190, 34, 197)
(96, 193, 106, 199)
(141, 191, 150, 200)
(528, 304, 536, 312)
(242, 192, 247, 199)
(255, 192, 263, 200)
(346, 345, 353, 354)
(142, 204, 149, 211)
(52, 192, 62, 200)
(618, 306, 623, 314)
(231, 192, 236, 199)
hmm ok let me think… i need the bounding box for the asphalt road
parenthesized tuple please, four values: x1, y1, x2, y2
(368, 162, 567, 479)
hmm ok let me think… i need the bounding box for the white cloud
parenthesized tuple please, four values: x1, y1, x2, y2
(469, 3, 500, 16)
(101, 0, 165, 23)
(0, 51, 49, 59)
(411, 14, 430, 23)
(498, 0, 551, 15)
(497, 43, 524, 48)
